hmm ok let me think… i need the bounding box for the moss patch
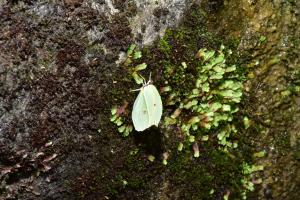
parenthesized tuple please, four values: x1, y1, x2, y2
(110, 4, 260, 200)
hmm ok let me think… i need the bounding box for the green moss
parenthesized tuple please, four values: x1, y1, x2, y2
(159, 38, 172, 55)
(169, 153, 213, 198)
(168, 148, 247, 199)
(140, 4, 259, 198)
(127, 176, 146, 189)
(110, 4, 262, 200)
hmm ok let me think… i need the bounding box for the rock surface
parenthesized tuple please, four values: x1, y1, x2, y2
(0, 0, 299, 199)
(0, 0, 191, 199)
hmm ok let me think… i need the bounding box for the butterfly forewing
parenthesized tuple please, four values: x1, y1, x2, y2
(132, 89, 150, 131)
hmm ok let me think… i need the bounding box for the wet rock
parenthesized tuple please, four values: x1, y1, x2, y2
(203, 0, 300, 199)
(0, 0, 191, 199)
(1, 0, 299, 199)
(130, 0, 192, 45)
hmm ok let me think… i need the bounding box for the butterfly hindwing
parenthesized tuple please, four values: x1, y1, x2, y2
(143, 84, 163, 126)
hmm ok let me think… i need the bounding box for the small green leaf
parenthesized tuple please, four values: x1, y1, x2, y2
(212, 53, 225, 65)
(247, 182, 255, 191)
(115, 118, 123, 126)
(196, 49, 215, 62)
(118, 125, 126, 133)
(216, 114, 229, 121)
(123, 126, 132, 137)
(209, 73, 223, 80)
(164, 116, 177, 126)
(188, 116, 200, 124)
(252, 165, 264, 171)
(111, 106, 117, 115)
(211, 102, 222, 111)
(148, 155, 155, 162)
(188, 135, 195, 143)
(171, 108, 181, 119)
(184, 100, 198, 109)
(132, 72, 143, 84)
(181, 124, 191, 133)
(253, 150, 266, 158)
(196, 75, 208, 86)
(223, 191, 230, 200)
(177, 142, 184, 151)
(219, 90, 242, 98)
(259, 35, 267, 43)
(162, 159, 168, 165)
(124, 57, 132, 66)
(203, 50, 215, 62)
(110, 115, 117, 122)
(213, 65, 225, 73)
(129, 148, 139, 155)
(201, 135, 209, 141)
(133, 51, 142, 59)
(217, 131, 226, 141)
(201, 63, 214, 72)
(193, 143, 199, 158)
(161, 86, 171, 93)
(205, 111, 214, 117)
(202, 82, 210, 92)
(203, 122, 211, 129)
(181, 62, 187, 68)
(127, 44, 136, 56)
(222, 104, 231, 111)
(192, 88, 199, 95)
(219, 80, 234, 89)
(134, 63, 147, 71)
(127, 125, 133, 132)
(281, 90, 291, 97)
(233, 142, 238, 148)
(225, 65, 236, 72)
(192, 124, 198, 131)
(243, 116, 250, 129)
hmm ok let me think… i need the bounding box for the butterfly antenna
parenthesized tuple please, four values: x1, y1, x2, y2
(139, 74, 146, 85)
(130, 88, 141, 92)
(148, 72, 152, 84)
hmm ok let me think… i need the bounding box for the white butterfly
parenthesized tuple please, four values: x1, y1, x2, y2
(132, 74, 163, 132)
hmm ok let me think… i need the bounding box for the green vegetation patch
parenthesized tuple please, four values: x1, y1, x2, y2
(161, 45, 243, 151)
(109, 5, 262, 200)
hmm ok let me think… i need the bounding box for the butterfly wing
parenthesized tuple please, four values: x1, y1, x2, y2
(143, 84, 163, 126)
(132, 89, 150, 131)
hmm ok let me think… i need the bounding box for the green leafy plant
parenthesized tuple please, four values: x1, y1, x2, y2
(240, 162, 264, 199)
(124, 44, 147, 84)
(110, 105, 133, 137)
(162, 45, 244, 152)
(111, 44, 149, 137)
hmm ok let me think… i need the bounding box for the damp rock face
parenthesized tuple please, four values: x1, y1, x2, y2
(0, 0, 190, 199)
(1, 0, 299, 200)
(130, 0, 190, 45)
(203, 0, 300, 199)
